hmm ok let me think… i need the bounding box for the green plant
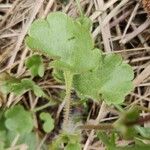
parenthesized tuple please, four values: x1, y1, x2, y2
(97, 131, 150, 150)
(0, 6, 150, 150)
(40, 112, 54, 133)
(51, 131, 81, 150)
(0, 72, 55, 103)
(0, 105, 36, 149)
(25, 54, 44, 77)
(0, 104, 54, 149)
(24, 11, 135, 148)
(26, 10, 133, 122)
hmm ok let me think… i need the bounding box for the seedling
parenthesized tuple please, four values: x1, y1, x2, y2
(0, 105, 37, 149)
(0, 6, 150, 150)
(24, 11, 134, 148)
(26, 11, 133, 126)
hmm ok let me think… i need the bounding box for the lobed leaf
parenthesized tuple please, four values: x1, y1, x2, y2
(74, 54, 134, 104)
(26, 12, 100, 74)
(0, 73, 45, 97)
(4, 105, 33, 134)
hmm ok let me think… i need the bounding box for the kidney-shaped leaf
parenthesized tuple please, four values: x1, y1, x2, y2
(74, 54, 134, 104)
(40, 112, 54, 133)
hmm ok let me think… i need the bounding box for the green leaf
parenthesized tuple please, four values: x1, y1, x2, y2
(40, 112, 54, 133)
(135, 126, 150, 139)
(65, 143, 81, 150)
(51, 131, 81, 150)
(97, 132, 116, 148)
(113, 106, 140, 139)
(32, 83, 45, 97)
(52, 69, 64, 82)
(76, 16, 92, 31)
(12, 78, 45, 97)
(0, 73, 45, 97)
(25, 55, 44, 77)
(9, 79, 34, 95)
(26, 12, 100, 74)
(97, 130, 150, 150)
(6, 131, 37, 149)
(19, 133, 37, 150)
(74, 54, 134, 104)
(0, 72, 19, 94)
(4, 105, 33, 134)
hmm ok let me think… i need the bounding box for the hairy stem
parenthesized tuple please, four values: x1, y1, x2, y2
(79, 123, 113, 130)
(63, 71, 73, 128)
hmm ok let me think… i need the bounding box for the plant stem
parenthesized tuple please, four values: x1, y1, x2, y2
(126, 115, 150, 126)
(63, 71, 73, 128)
(32, 101, 56, 112)
(79, 123, 113, 130)
(114, 104, 124, 112)
(75, 0, 83, 17)
(43, 93, 56, 103)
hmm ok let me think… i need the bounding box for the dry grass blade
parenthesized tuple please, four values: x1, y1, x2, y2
(134, 64, 150, 86)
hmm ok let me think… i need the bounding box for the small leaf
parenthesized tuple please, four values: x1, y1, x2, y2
(74, 54, 134, 104)
(52, 69, 64, 82)
(113, 106, 140, 139)
(0, 72, 19, 94)
(50, 131, 81, 150)
(32, 84, 45, 97)
(4, 105, 33, 134)
(40, 112, 54, 133)
(25, 55, 44, 77)
(0, 73, 45, 97)
(97, 132, 116, 148)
